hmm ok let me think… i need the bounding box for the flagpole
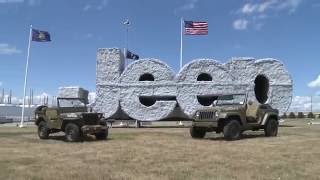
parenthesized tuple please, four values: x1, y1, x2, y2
(123, 19, 130, 67)
(20, 25, 32, 128)
(180, 17, 183, 69)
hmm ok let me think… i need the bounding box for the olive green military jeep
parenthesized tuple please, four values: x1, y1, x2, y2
(35, 98, 108, 142)
(191, 94, 279, 140)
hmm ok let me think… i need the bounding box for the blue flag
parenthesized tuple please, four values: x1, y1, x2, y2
(32, 29, 51, 42)
(126, 50, 139, 60)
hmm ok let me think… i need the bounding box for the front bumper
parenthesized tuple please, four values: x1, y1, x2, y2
(81, 125, 107, 134)
(192, 120, 218, 128)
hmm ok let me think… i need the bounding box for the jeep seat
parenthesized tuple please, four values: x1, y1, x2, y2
(246, 102, 260, 122)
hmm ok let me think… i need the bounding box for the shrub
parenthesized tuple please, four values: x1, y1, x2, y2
(307, 112, 315, 118)
(288, 112, 296, 118)
(297, 112, 305, 118)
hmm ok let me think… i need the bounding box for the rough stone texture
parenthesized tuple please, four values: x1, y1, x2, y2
(94, 48, 124, 117)
(94, 48, 293, 121)
(225, 58, 293, 113)
(58, 87, 89, 103)
(176, 59, 237, 117)
(119, 59, 177, 121)
(96, 48, 124, 84)
(94, 85, 120, 118)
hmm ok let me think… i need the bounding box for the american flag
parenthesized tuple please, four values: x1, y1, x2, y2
(184, 21, 208, 35)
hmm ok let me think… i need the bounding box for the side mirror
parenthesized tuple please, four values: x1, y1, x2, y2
(248, 100, 253, 105)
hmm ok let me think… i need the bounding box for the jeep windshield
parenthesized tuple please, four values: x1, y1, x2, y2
(216, 94, 246, 105)
(58, 99, 86, 108)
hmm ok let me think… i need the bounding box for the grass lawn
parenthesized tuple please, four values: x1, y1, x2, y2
(0, 119, 320, 180)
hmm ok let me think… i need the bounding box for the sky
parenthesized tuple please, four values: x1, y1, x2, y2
(0, 0, 320, 111)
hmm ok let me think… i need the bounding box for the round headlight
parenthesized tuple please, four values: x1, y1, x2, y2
(195, 112, 200, 118)
(215, 111, 219, 117)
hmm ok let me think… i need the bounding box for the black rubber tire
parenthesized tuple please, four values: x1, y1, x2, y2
(223, 120, 241, 141)
(264, 118, 278, 137)
(65, 123, 82, 142)
(38, 121, 50, 139)
(95, 129, 108, 140)
(190, 126, 206, 139)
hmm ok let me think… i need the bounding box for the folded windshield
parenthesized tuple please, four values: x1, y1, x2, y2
(58, 99, 86, 108)
(216, 94, 246, 105)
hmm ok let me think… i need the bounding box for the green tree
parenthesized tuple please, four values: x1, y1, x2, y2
(297, 112, 305, 118)
(288, 112, 296, 118)
(307, 112, 315, 118)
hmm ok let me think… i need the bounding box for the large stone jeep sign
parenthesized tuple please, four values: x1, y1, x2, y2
(94, 48, 292, 121)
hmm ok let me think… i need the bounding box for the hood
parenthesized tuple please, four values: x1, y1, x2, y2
(198, 104, 244, 112)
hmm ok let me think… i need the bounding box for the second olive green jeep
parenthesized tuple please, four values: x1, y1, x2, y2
(35, 98, 108, 142)
(191, 94, 279, 140)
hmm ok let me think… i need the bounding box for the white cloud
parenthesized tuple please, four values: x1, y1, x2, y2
(83, 4, 91, 11)
(234, 0, 303, 30)
(233, 19, 248, 30)
(27, 0, 41, 6)
(85, 33, 93, 39)
(288, 96, 311, 112)
(83, 0, 109, 12)
(308, 75, 320, 88)
(0, 0, 24, 3)
(240, 0, 302, 15)
(97, 0, 108, 10)
(176, 0, 198, 12)
(0, 43, 22, 55)
(287, 95, 320, 113)
(0, 0, 41, 6)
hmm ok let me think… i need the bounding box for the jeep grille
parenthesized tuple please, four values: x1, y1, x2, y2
(82, 113, 101, 125)
(199, 111, 214, 120)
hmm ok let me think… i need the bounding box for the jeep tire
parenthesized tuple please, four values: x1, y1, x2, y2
(95, 129, 108, 140)
(38, 121, 50, 139)
(65, 123, 82, 142)
(264, 118, 278, 137)
(223, 120, 241, 141)
(190, 126, 206, 139)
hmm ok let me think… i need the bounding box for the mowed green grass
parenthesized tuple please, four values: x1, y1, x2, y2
(0, 119, 320, 180)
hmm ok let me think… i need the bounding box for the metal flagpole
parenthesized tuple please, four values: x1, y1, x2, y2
(178, 18, 185, 126)
(123, 19, 130, 67)
(180, 17, 183, 69)
(20, 25, 33, 128)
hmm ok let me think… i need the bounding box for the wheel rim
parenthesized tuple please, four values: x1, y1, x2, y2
(66, 128, 74, 140)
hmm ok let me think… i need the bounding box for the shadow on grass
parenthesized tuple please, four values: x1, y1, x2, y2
(206, 133, 266, 141)
(279, 125, 295, 128)
(0, 131, 35, 138)
(45, 134, 106, 143)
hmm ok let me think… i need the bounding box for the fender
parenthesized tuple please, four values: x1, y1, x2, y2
(261, 112, 278, 125)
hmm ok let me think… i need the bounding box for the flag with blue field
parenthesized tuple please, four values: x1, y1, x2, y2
(32, 29, 51, 42)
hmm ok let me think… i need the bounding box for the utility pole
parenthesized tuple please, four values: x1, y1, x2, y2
(311, 95, 313, 113)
